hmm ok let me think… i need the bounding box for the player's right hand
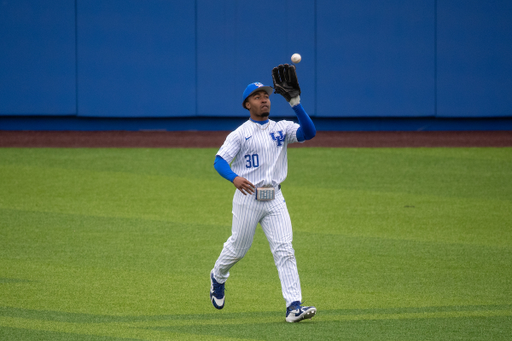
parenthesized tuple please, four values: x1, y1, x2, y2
(233, 176, 255, 195)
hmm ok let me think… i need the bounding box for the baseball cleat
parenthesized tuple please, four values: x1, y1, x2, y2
(285, 301, 316, 323)
(210, 272, 225, 309)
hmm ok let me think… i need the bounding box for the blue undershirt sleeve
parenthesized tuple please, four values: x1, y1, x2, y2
(214, 155, 238, 182)
(292, 103, 316, 142)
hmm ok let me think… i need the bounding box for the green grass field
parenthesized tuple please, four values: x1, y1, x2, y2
(1, 147, 511, 340)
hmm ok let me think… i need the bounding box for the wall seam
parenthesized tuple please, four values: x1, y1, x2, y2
(434, 0, 438, 117)
(75, 0, 79, 116)
(195, 0, 199, 117)
(314, 0, 318, 117)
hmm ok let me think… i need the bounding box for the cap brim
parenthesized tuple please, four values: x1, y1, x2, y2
(247, 86, 273, 98)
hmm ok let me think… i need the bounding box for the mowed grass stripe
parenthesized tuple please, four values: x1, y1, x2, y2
(0, 163, 230, 225)
(287, 186, 511, 246)
(0, 317, 245, 341)
(1, 309, 511, 341)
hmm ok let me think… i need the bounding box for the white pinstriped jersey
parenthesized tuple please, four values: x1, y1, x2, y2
(217, 119, 301, 188)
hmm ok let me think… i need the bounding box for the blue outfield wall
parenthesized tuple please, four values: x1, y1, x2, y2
(1, 0, 511, 131)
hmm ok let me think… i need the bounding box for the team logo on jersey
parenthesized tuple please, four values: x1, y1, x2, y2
(270, 131, 285, 147)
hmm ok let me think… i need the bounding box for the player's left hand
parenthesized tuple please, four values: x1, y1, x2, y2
(272, 64, 301, 102)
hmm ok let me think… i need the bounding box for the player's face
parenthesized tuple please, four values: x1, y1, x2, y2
(246, 91, 271, 121)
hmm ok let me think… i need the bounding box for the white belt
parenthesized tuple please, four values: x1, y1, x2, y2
(255, 184, 280, 201)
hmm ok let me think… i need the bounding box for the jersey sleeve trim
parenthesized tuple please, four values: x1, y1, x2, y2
(216, 129, 242, 164)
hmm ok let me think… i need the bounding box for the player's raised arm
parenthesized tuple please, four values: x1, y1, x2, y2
(272, 64, 316, 141)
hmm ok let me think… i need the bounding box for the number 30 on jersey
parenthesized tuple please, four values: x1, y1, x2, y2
(244, 154, 259, 168)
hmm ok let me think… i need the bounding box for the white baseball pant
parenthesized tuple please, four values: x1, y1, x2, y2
(212, 188, 302, 307)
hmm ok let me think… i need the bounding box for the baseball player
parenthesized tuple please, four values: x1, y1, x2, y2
(209, 64, 317, 323)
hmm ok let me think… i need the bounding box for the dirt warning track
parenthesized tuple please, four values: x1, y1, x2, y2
(0, 130, 511, 148)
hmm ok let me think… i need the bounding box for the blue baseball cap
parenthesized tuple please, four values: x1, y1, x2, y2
(242, 82, 273, 109)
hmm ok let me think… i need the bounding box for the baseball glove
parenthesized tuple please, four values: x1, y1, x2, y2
(272, 64, 301, 102)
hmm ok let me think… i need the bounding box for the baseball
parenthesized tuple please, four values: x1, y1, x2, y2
(291, 53, 301, 64)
